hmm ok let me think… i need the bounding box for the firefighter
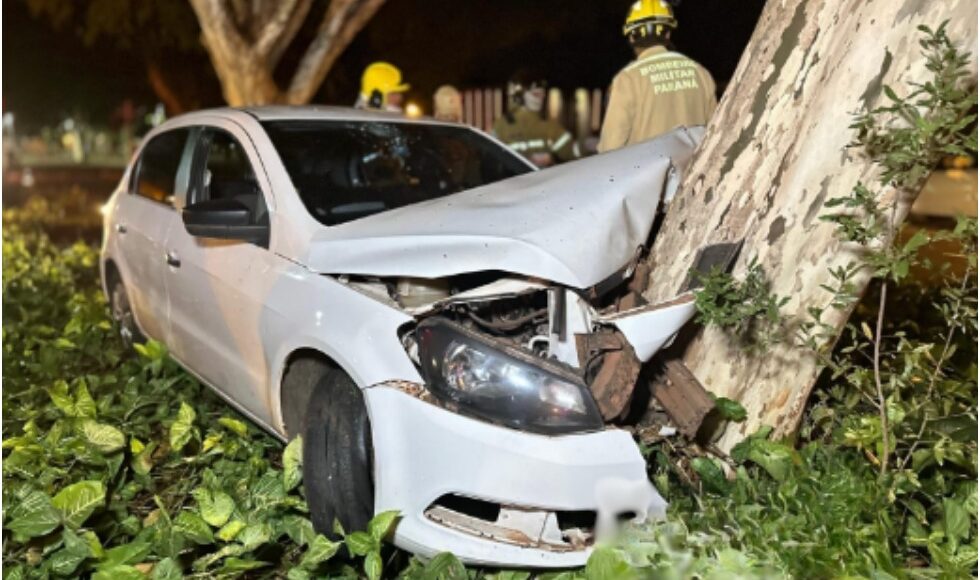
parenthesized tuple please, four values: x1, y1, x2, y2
(355, 62, 410, 112)
(492, 70, 578, 167)
(597, 0, 717, 153)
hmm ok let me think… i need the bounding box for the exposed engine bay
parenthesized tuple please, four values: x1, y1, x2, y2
(338, 268, 698, 429)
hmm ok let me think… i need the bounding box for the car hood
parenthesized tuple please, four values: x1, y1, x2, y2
(303, 127, 703, 289)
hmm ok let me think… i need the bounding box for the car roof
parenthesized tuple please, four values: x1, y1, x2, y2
(167, 105, 458, 127)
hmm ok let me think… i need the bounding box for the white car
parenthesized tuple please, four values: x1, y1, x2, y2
(100, 106, 702, 567)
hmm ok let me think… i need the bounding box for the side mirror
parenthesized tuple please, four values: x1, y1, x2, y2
(182, 199, 268, 243)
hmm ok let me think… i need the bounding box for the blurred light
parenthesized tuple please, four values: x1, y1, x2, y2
(3, 112, 14, 130)
(99, 202, 110, 216)
(405, 102, 423, 118)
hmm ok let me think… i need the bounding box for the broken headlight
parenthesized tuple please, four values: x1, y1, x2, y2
(415, 318, 603, 434)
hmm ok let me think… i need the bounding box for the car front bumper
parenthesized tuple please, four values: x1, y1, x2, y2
(363, 384, 653, 568)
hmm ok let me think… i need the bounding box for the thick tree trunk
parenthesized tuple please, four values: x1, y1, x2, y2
(642, 0, 978, 450)
(188, 0, 385, 106)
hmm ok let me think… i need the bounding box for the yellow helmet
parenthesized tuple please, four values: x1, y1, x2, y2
(360, 62, 410, 107)
(623, 0, 677, 36)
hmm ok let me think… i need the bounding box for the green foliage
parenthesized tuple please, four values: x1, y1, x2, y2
(0, 227, 401, 578)
(693, 258, 789, 351)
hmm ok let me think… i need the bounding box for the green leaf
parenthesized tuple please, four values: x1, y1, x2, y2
(174, 511, 214, 545)
(283, 436, 303, 492)
(364, 550, 384, 580)
(92, 565, 145, 580)
(691, 457, 730, 494)
(714, 397, 747, 422)
(80, 420, 126, 453)
(192, 544, 245, 572)
(345, 531, 376, 556)
(52, 480, 105, 529)
(903, 228, 930, 253)
(944, 498, 970, 543)
(99, 539, 152, 568)
(300, 534, 341, 570)
(217, 558, 268, 575)
(169, 402, 196, 452)
(48, 529, 93, 576)
(74, 381, 98, 419)
(216, 519, 246, 542)
(585, 547, 635, 580)
(150, 557, 183, 580)
(368, 510, 399, 541)
(193, 488, 234, 528)
(5, 490, 61, 538)
(236, 522, 272, 551)
(418, 552, 467, 579)
(217, 417, 248, 437)
(278, 515, 316, 547)
(286, 569, 311, 580)
(49, 380, 75, 416)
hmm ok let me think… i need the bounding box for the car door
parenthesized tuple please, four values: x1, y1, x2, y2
(113, 127, 194, 343)
(164, 122, 281, 424)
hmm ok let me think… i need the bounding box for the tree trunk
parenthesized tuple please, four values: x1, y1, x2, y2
(188, 0, 385, 106)
(642, 0, 978, 450)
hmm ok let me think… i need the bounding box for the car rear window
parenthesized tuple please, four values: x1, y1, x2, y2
(262, 120, 532, 226)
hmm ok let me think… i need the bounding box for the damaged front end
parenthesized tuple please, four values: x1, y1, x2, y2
(346, 270, 697, 435)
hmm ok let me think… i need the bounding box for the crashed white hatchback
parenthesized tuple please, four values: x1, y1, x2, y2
(100, 106, 702, 567)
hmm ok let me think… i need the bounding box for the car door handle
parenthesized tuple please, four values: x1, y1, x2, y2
(115, 223, 127, 234)
(165, 251, 181, 268)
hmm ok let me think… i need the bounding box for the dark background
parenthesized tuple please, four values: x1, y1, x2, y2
(3, 0, 766, 131)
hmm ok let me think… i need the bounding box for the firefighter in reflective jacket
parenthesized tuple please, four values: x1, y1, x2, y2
(598, 0, 717, 153)
(492, 71, 578, 167)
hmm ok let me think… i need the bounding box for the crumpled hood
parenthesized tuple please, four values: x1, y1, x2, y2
(303, 127, 703, 289)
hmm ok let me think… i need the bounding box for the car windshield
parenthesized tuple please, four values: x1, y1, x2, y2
(262, 120, 533, 226)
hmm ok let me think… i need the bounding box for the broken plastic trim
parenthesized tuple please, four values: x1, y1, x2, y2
(425, 494, 595, 552)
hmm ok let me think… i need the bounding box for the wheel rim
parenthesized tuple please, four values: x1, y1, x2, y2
(111, 284, 136, 347)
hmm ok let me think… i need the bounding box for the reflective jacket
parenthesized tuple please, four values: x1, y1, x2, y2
(492, 107, 577, 163)
(598, 45, 717, 153)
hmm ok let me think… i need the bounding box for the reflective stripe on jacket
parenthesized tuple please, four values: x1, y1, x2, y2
(492, 107, 578, 162)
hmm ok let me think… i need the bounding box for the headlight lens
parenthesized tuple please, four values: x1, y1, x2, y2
(416, 318, 603, 434)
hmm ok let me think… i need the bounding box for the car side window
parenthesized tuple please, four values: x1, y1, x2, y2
(133, 128, 190, 205)
(193, 129, 269, 228)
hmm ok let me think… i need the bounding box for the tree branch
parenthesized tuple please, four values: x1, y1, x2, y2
(285, 0, 386, 105)
(255, 0, 313, 69)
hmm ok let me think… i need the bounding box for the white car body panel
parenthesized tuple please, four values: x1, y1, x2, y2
(365, 387, 649, 567)
(302, 127, 703, 289)
(598, 296, 699, 363)
(100, 107, 703, 567)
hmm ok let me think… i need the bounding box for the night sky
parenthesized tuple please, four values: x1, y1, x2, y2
(3, 0, 765, 131)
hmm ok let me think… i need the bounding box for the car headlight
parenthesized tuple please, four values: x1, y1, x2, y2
(415, 318, 603, 434)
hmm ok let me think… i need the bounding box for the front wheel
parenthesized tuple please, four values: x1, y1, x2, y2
(302, 369, 375, 539)
(108, 275, 144, 349)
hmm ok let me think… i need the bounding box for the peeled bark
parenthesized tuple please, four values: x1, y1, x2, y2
(642, 0, 978, 449)
(188, 0, 385, 106)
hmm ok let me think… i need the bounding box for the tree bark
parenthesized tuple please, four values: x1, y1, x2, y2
(188, 0, 385, 106)
(642, 0, 978, 450)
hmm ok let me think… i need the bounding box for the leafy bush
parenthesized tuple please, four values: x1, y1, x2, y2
(1, 227, 400, 579)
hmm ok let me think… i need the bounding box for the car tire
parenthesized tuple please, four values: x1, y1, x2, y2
(302, 368, 375, 540)
(281, 358, 331, 439)
(108, 274, 144, 349)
